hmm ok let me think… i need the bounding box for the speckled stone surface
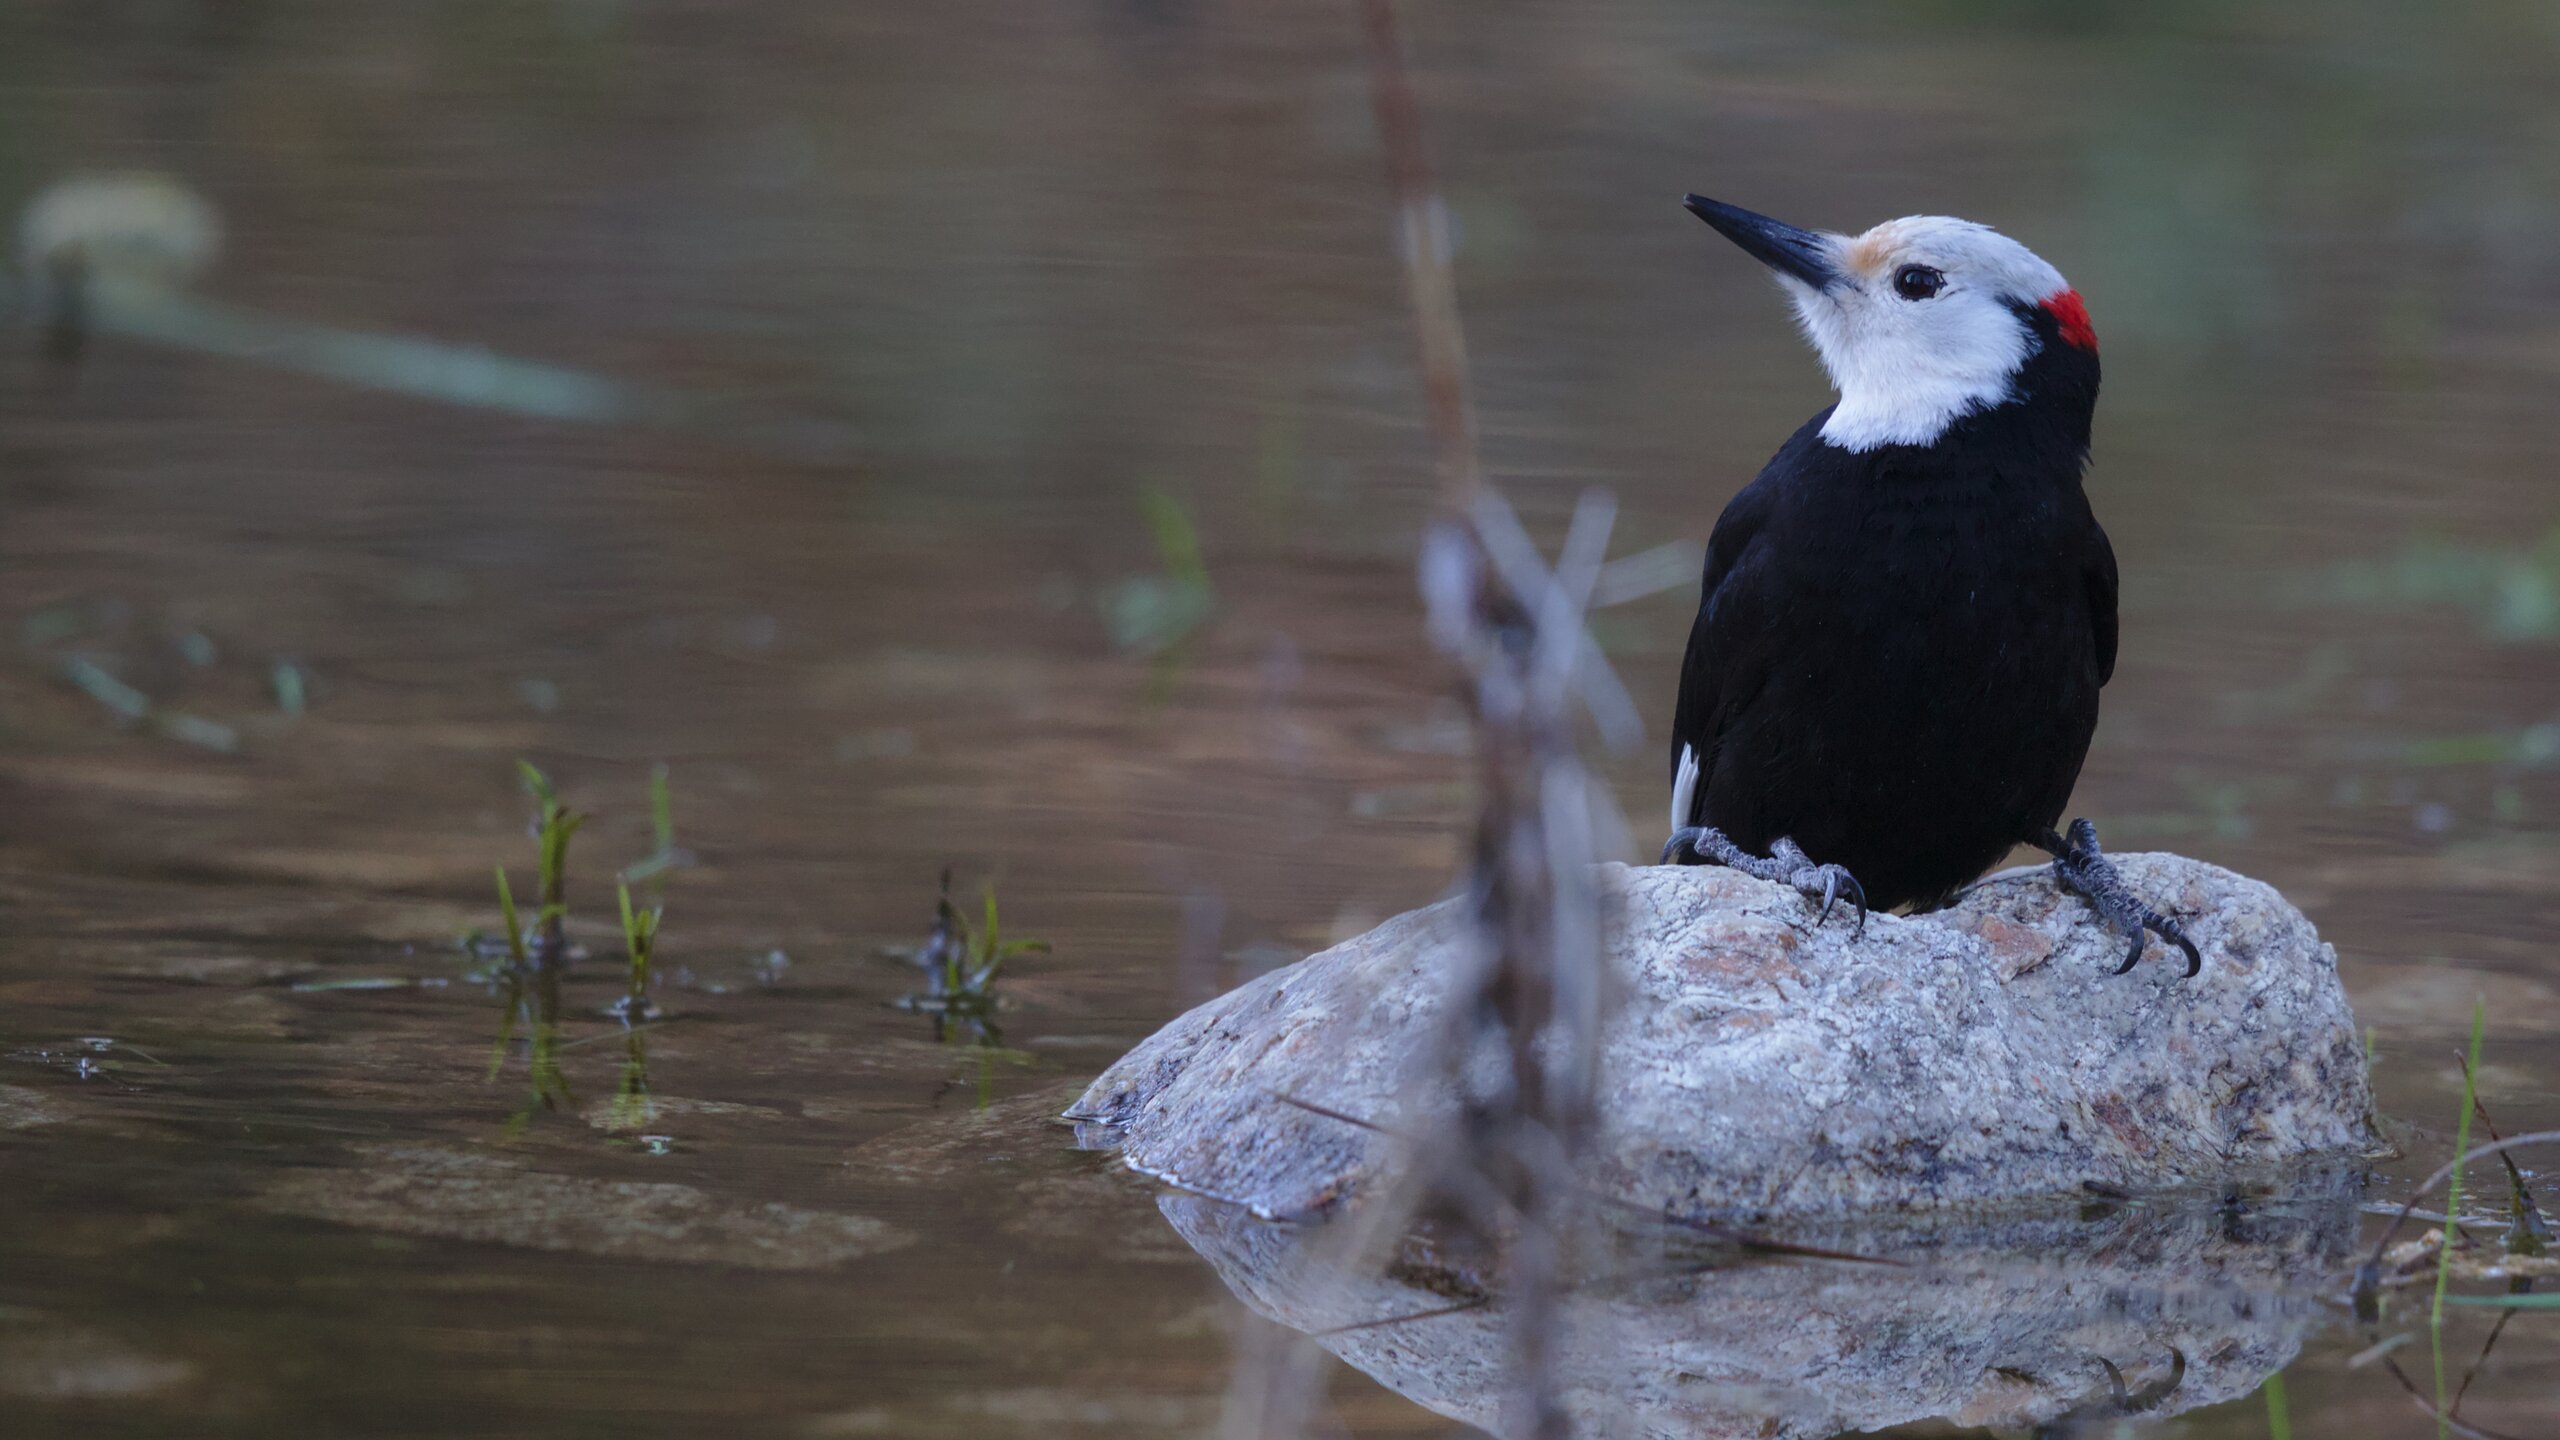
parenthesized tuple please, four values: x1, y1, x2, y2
(1069, 856, 2372, 1220)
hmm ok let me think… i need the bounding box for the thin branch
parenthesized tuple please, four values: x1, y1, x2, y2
(2464, 1077, 2553, 1251)
(2362, 1130, 2560, 1273)
(1356, 0, 1478, 515)
(2452, 1304, 2521, 1413)
(2377, 1354, 2538, 1440)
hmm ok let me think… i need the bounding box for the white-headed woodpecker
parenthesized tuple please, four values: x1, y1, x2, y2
(1663, 196, 2199, 976)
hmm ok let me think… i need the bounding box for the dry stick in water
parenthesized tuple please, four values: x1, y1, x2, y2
(1217, 7, 1626, 1438)
(2355, 1118, 2560, 1440)
(1326, 5, 1614, 1438)
(2450, 1065, 2544, 1416)
(1356, 0, 1479, 511)
(2361, 1129, 2560, 1281)
(2466, 1080, 2554, 1253)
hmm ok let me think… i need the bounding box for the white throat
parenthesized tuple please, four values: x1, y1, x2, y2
(1784, 273, 2033, 452)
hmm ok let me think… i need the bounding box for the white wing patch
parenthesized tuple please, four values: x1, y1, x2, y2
(1670, 743, 1700, 842)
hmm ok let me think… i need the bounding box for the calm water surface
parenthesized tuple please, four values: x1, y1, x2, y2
(1, 3, 2556, 1436)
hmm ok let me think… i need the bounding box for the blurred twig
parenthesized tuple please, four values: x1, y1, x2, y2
(1218, 7, 1633, 1439)
(1357, 0, 1478, 514)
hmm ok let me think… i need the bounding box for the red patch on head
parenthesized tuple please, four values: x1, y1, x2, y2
(2040, 288, 2098, 353)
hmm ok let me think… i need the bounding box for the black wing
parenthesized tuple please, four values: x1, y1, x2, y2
(2083, 517, 2119, 687)
(1668, 471, 1780, 823)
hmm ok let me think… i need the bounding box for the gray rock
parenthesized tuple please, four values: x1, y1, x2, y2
(1069, 855, 2373, 1220)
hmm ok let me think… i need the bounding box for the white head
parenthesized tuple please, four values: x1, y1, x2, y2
(1685, 197, 2095, 452)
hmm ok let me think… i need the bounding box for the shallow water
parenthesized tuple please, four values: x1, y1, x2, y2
(1, 2, 2556, 1436)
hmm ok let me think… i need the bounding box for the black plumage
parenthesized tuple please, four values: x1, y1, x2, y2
(1669, 303, 2111, 912)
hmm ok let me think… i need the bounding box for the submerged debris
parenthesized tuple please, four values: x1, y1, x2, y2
(256, 1145, 911, 1269)
(0, 1313, 196, 1402)
(0, 1085, 69, 1132)
(15, 170, 220, 367)
(52, 652, 239, 752)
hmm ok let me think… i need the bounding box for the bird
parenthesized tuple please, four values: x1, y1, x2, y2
(1660, 195, 2199, 976)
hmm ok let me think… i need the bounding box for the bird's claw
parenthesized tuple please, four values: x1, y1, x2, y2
(2040, 818, 2202, 978)
(2068, 1347, 2186, 1424)
(2111, 914, 2201, 978)
(1780, 843, 1867, 938)
(1666, 828, 1866, 936)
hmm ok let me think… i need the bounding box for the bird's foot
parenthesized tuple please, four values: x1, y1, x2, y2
(1662, 827, 1866, 936)
(2035, 819, 2201, 977)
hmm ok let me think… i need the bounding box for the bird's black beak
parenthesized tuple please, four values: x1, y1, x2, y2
(1684, 195, 1839, 292)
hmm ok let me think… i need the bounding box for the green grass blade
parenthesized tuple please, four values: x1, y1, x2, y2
(493, 866, 528, 967)
(2262, 1369, 2291, 1440)
(2431, 998, 2488, 1438)
(1141, 486, 1209, 589)
(487, 976, 524, 1081)
(649, 762, 675, 855)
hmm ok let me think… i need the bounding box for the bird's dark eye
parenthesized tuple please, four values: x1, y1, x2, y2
(1893, 264, 1946, 301)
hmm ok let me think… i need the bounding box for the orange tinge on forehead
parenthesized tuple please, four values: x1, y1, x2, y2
(1843, 231, 1896, 278)
(2040, 289, 2098, 352)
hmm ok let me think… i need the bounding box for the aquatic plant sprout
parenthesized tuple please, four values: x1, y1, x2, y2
(892, 874, 1051, 1050)
(1099, 485, 1215, 658)
(518, 760, 583, 970)
(483, 765, 591, 1126)
(492, 865, 530, 976)
(610, 883, 662, 1132)
(904, 878, 1049, 1008)
(615, 881, 662, 1024)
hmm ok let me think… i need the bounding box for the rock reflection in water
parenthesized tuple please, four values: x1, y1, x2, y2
(1163, 1176, 2363, 1438)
